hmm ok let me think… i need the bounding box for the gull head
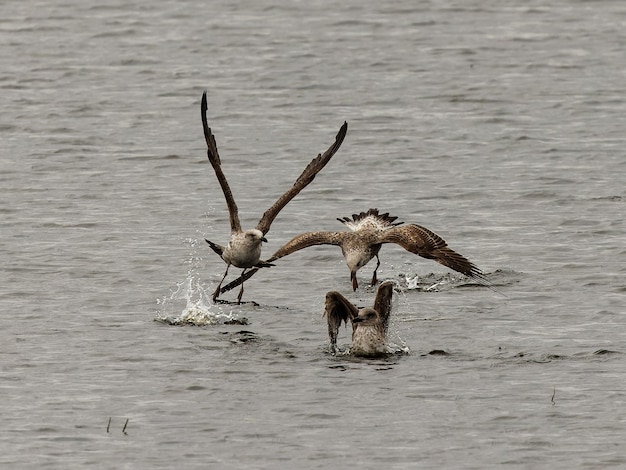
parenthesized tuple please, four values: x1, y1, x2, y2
(244, 229, 268, 244)
(345, 250, 370, 290)
(352, 308, 381, 327)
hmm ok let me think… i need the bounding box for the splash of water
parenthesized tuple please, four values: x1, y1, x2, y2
(155, 236, 239, 326)
(155, 274, 239, 326)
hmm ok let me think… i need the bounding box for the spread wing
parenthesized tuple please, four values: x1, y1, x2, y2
(373, 280, 394, 333)
(255, 121, 348, 235)
(218, 231, 346, 294)
(378, 224, 487, 280)
(324, 291, 359, 348)
(267, 231, 345, 262)
(201, 91, 241, 234)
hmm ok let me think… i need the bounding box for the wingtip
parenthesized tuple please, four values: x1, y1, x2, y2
(338, 121, 348, 138)
(201, 91, 221, 164)
(469, 270, 507, 297)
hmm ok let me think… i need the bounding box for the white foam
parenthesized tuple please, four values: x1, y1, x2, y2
(155, 273, 238, 326)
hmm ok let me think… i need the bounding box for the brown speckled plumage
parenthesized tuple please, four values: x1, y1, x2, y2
(221, 208, 491, 293)
(324, 280, 395, 357)
(201, 91, 348, 303)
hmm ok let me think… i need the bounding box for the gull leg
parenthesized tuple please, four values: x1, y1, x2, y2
(236, 268, 247, 305)
(351, 271, 359, 291)
(212, 264, 230, 302)
(370, 255, 381, 286)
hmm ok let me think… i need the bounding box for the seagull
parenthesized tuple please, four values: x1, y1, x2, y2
(324, 280, 395, 357)
(219, 208, 493, 293)
(200, 91, 348, 303)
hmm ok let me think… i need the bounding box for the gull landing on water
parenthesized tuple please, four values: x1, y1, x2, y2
(325, 280, 395, 357)
(219, 208, 495, 294)
(200, 91, 348, 304)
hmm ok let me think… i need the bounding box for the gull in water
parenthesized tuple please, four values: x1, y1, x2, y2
(325, 280, 395, 357)
(219, 208, 493, 293)
(200, 91, 348, 303)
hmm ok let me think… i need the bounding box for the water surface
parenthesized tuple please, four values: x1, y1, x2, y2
(2, 0, 625, 468)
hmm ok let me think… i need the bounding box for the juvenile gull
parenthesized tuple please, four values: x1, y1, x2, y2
(200, 91, 348, 303)
(220, 208, 492, 293)
(325, 280, 395, 357)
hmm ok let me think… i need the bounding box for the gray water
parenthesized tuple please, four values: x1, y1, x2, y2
(2, 0, 625, 468)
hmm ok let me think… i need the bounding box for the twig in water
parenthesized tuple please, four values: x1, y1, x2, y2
(551, 386, 556, 406)
(122, 418, 129, 435)
(107, 417, 111, 433)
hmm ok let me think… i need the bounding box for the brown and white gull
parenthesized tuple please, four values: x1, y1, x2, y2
(220, 208, 492, 293)
(200, 91, 348, 303)
(324, 280, 395, 357)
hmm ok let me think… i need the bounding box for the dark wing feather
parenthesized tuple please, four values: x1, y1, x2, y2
(255, 121, 348, 235)
(373, 280, 394, 333)
(219, 266, 260, 294)
(324, 291, 359, 349)
(204, 238, 225, 258)
(218, 231, 346, 294)
(201, 91, 241, 234)
(267, 231, 345, 262)
(378, 224, 485, 279)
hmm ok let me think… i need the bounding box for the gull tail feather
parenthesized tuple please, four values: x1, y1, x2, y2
(205, 238, 225, 258)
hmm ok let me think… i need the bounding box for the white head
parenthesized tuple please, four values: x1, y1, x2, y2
(344, 250, 371, 291)
(243, 229, 268, 246)
(344, 250, 367, 271)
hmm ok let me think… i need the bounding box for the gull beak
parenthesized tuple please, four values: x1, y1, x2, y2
(261, 237, 268, 243)
(352, 316, 364, 323)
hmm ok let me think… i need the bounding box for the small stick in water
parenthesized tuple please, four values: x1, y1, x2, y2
(122, 418, 129, 435)
(551, 387, 556, 406)
(106, 417, 111, 433)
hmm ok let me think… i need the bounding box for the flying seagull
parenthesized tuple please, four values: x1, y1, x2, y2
(219, 208, 493, 293)
(200, 91, 348, 303)
(325, 280, 395, 357)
